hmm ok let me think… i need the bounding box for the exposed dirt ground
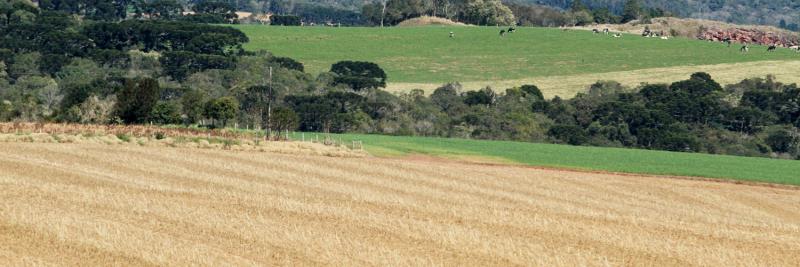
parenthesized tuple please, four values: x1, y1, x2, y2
(1, 142, 799, 266)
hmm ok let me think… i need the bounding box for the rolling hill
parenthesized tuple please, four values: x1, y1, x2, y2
(234, 25, 800, 97)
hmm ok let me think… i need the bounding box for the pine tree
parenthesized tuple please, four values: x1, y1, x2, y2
(621, 0, 642, 23)
(570, 0, 588, 12)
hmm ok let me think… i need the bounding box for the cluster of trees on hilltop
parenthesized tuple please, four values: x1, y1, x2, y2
(31, 0, 241, 23)
(507, 0, 670, 27)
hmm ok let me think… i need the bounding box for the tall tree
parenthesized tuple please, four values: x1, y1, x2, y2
(621, 0, 642, 23)
(330, 61, 387, 92)
(115, 77, 161, 124)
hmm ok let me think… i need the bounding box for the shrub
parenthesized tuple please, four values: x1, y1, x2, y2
(149, 101, 182, 125)
(271, 15, 301, 26)
(548, 124, 588, 145)
(204, 97, 239, 128)
(114, 78, 161, 124)
(116, 133, 131, 142)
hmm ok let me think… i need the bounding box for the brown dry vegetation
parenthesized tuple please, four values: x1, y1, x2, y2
(386, 60, 800, 98)
(0, 123, 365, 158)
(1, 142, 800, 266)
(397, 16, 470, 27)
(576, 17, 799, 40)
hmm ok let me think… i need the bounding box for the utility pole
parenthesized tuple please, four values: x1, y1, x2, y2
(267, 66, 273, 140)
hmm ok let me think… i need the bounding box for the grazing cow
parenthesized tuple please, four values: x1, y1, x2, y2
(507, 27, 516, 33)
(767, 44, 777, 52)
(740, 44, 750, 53)
(790, 45, 800, 52)
(642, 29, 651, 37)
(723, 37, 732, 47)
(592, 28, 600, 34)
(499, 30, 506, 37)
(603, 28, 609, 35)
(613, 33, 622, 38)
(660, 36, 669, 40)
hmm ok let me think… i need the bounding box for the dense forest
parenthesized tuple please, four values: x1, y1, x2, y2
(1, 0, 798, 160)
(25, 0, 800, 28)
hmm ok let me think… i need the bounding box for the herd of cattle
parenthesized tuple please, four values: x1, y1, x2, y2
(452, 26, 800, 53)
(587, 27, 800, 53)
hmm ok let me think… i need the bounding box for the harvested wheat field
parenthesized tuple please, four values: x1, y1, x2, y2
(1, 142, 800, 266)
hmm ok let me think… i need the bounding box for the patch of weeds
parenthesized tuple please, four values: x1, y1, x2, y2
(172, 136, 189, 144)
(116, 133, 131, 142)
(137, 140, 146, 146)
(155, 132, 166, 140)
(222, 139, 240, 150)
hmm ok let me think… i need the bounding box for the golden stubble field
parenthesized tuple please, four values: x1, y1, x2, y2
(1, 142, 799, 266)
(386, 60, 800, 98)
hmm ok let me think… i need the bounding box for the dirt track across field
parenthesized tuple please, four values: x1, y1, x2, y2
(1, 142, 799, 266)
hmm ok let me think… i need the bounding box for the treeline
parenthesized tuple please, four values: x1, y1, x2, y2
(1, 0, 799, 160)
(362, 0, 516, 26)
(508, 0, 669, 27)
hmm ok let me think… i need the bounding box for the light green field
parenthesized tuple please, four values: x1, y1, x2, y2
(294, 132, 800, 186)
(234, 25, 800, 95)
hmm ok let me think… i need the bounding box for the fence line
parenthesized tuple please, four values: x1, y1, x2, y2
(1, 123, 366, 151)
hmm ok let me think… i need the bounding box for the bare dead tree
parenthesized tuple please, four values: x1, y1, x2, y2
(380, 0, 388, 27)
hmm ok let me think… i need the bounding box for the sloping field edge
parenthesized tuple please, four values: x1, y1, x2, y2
(399, 154, 800, 190)
(386, 60, 800, 97)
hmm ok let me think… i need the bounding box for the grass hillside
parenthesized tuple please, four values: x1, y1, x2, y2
(234, 25, 800, 96)
(294, 132, 800, 186)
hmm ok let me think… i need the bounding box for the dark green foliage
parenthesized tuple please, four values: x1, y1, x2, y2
(463, 87, 496, 106)
(592, 8, 620, 24)
(115, 78, 161, 124)
(285, 92, 364, 133)
(270, 56, 304, 72)
(204, 96, 239, 127)
(621, 0, 642, 23)
(765, 126, 799, 154)
(190, 1, 237, 24)
(270, 15, 301, 26)
(90, 49, 129, 68)
(430, 83, 467, 115)
(548, 124, 588, 145)
(135, 0, 183, 20)
(289, 3, 363, 26)
(39, 0, 128, 21)
(149, 101, 182, 125)
(38, 54, 70, 75)
(181, 89, 207, 124)
(83, 20, 248, 54)
(330, 61, 387, 91)
(272, 107, 299, 132)
(160, 51, 236, 81)
(519, 85, 544, 101)
(724, 107, 776, 134)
